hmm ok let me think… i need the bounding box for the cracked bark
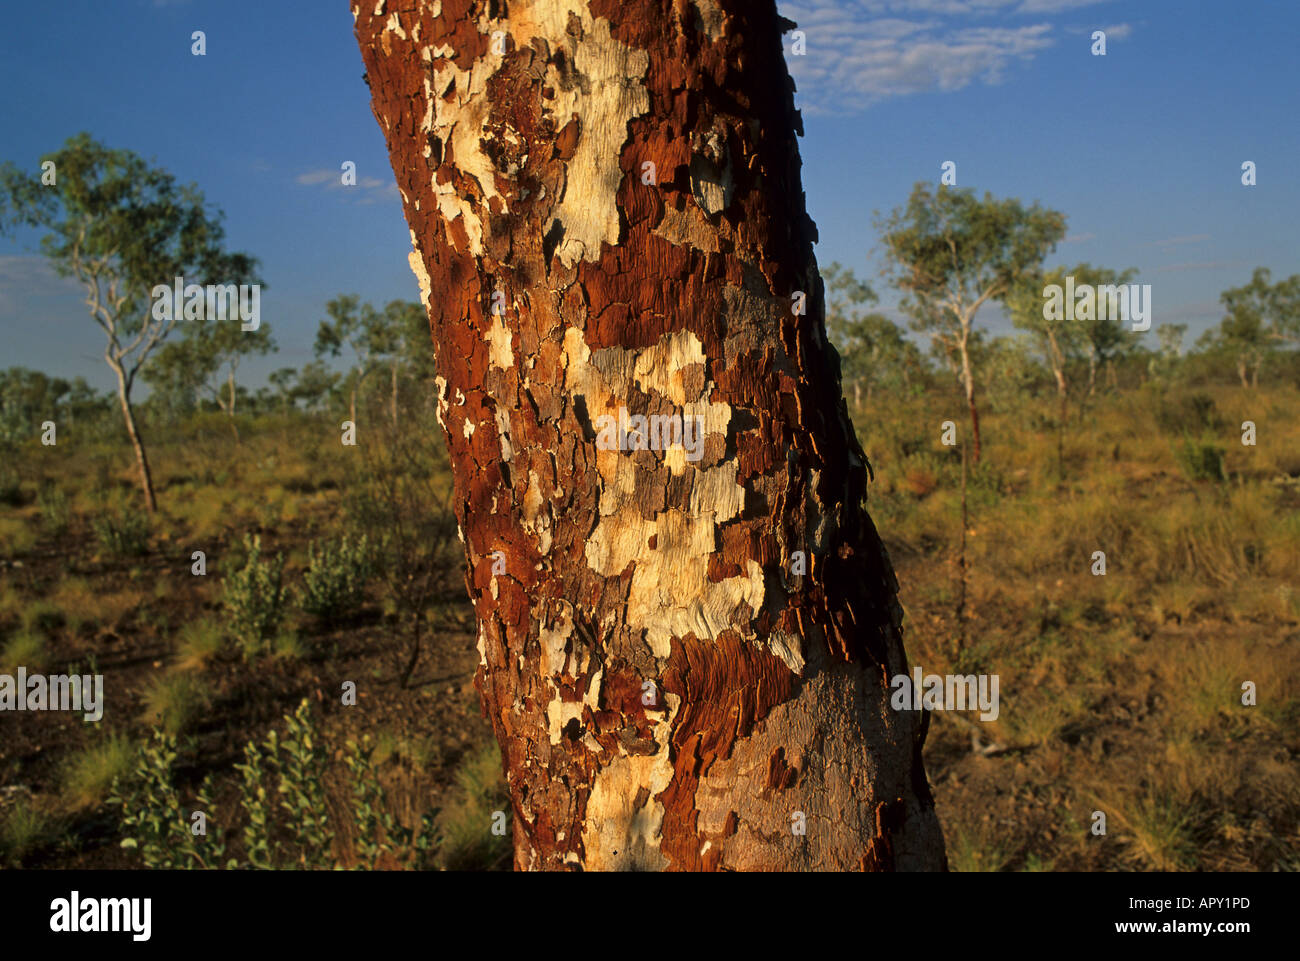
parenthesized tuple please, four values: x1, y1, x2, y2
(352, 0, 947, 871)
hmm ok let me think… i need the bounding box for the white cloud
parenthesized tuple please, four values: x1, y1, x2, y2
(0, 255, 77, 311)
(778, 0, 1125, 113)
(294, 168, 399, 204)
(1143, 233, 1210, 248)
(296, 169, 336, 186)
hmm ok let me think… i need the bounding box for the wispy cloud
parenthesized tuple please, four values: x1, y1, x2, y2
(1062, 232, 1096, 243)
(779, 0, 1128, 113)
(295, 168, 399, 204)
(1143, 233, 1211, 248)
(0, 255, 78, 311)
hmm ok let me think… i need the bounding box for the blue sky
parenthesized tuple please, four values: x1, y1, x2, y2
(1, 0, 1296, 392)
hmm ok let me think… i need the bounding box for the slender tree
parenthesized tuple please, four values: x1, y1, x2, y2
(353, 0, 946, 871)
(0, 133, 259, 510)
(1199, 267, 1300, 387)
(878, 183, 1065, 463)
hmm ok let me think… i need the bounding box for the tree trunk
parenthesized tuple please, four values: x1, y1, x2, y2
(226, 364, 242, 445)
(391, 359, 400, 430)
(957, 331, 982, 463)
(113, 369, 157, 512)
(353, 0, 946, 872)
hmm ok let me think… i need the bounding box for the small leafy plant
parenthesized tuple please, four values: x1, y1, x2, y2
(223, 534, 287, 658)
(299, 534, 371, 621)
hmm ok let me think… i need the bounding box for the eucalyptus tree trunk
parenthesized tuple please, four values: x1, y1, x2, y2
(111, 366, 157, 513)
(353, 0, 946, 872)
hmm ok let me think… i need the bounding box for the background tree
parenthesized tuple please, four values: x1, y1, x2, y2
(0, 133, 259, 510)
(1006, 266, 1083, 404)
(314, 294, 381, 426)
(877, 182, 1066, 462)
(823, 262, 926, 406)
(1074, 264, 1140, 396)
(148, 307, 276, 441)
(1198, 267, 1300, 387)
(354, 0, 946, 872)
(1150, 322, 1188, 382)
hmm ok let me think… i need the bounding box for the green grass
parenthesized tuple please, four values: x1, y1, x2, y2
(174, 617, 226, 669)
(0, 798, 58, 867)
(60, 734, 135, 810)
(0, 629, 48, 673)
(435, 742, 511, 871)
(140, 672, 212, 736)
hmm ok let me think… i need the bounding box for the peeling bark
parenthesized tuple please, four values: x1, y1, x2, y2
(352, 0, 946, 871)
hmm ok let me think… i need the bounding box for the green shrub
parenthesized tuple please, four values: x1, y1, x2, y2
(0, 629, 47, 673)
(91, 504, 150, 557)
(36, 484, 70, 537)
(108, 732, 226, 869)
(235, 699, 333, 869)
(112, 700, 442, 870)
(223, 534, 287, 658)
(299, 534, 371, 621)
(1156, 392, 1223, 435)
(1175, 440, 1226, 482)
(0, 797, 58, 867)
(0, 464, 24, 508)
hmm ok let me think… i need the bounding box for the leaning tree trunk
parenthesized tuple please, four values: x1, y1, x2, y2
(112, 369, 157, 513)
(353, 0, 946, 871)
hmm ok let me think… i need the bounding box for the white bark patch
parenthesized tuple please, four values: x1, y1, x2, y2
(486, 311, 514, 369)
(561, 327, 772, 661)
(539, 601, 575, 677)
(416, 19, 510, 257)
(580, 693, 679, 870)
(407, 231, 433, 311)
(494, 405, 514, 463)
(509, 2, 650, 268)
(434, 375, 449, 430)
(521, 469, 553, 555)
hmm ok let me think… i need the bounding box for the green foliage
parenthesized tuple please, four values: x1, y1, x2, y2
(222, 534, 287, 657)
(111, 700, 443, 870)
(1196, 267, 1300, 387)
(108, 732, 225, 869)
(1, 630, 47, 673)
(877, 182, 1067, 346)
(36, 483, 71, 537)
(140, 672, 212, 736)
(61, 733, 137, 810)
(234, 700, 333, 868)
(344, 733, 437, 869)
(435, 743, 511, 871)
(1154, 392, 1223, 435)
(299, 534, 371, 621)
(90, 500, 150, 557)
(0, 798, 59, 867)
(0, 464, 23, 507)
(1174, 440, 1227, 482)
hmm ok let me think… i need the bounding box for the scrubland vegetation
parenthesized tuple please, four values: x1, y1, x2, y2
(1, 305, 1296, 870)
